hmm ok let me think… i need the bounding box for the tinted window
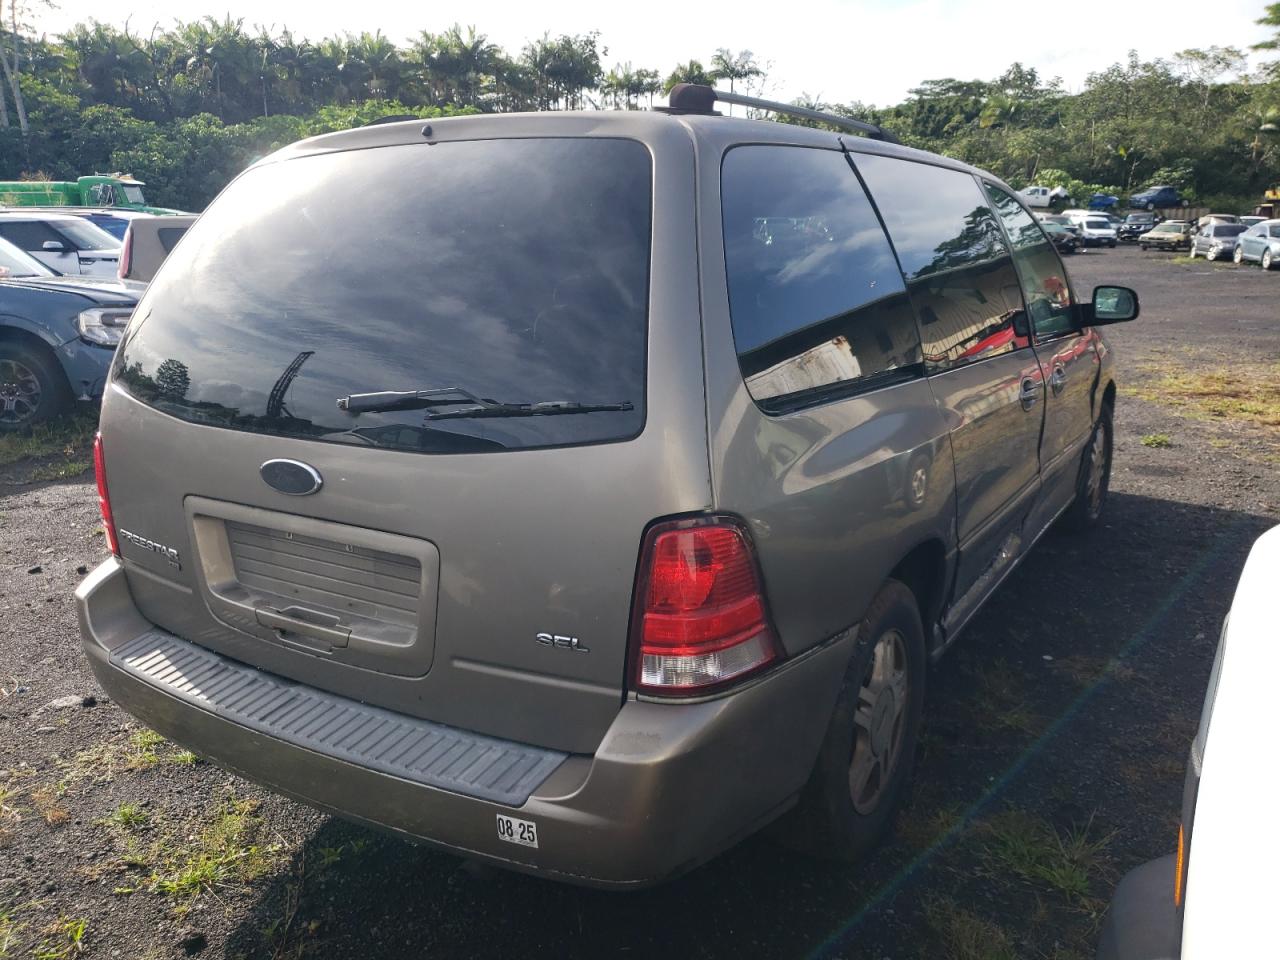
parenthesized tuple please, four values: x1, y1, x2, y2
(985, 183, 1077, 339)
(721, 145, 922, 410)
(156, 227, 187, 253)
(1215, 225, 1246, 237)
(854, 156, 1026, 370)
(0, 220, 64, 250)
(116, 138, 652, 454)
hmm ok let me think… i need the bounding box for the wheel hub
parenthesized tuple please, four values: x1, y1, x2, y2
(848, 629, 910, 814)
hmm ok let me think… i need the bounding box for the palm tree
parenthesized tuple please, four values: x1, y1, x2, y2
(709, 48, 761, 94)
(663, 59, 713, 94)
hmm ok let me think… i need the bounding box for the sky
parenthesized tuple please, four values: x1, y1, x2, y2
(41, 0, 1277, 107)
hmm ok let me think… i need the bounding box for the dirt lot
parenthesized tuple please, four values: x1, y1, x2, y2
(1, 244, 1277, 960)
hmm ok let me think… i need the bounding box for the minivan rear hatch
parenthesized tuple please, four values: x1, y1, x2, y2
(100, 125, 709, 754)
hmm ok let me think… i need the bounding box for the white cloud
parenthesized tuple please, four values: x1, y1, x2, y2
(40, 0, 1275, 107)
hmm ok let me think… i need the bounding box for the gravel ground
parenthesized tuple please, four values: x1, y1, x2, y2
(1, 244, 1276, 960)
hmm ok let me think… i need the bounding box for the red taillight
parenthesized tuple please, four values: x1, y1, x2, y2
(631, 517, 780, 695)
(118, 229, 132, 280)
(93, 434, 119, 556)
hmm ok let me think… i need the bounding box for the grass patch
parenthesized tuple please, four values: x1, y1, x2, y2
(0, 904, 27, 959)
(107, 803, 148, 828)
(896, 802, 964, 852)
(1140, 433, 1172, 448)
(971, 659, 1041, 734)
(981, 810, 1112, 904)
(923, 897, 1019, 960)
(1132, 366, 1280, 432)
(0, 414, 96, 467)
(29, 785, 69, 828)
(27, 460, 90, 482)
(135, 797, 286, 910)
(60, 728, 194, 784)
(32, 917, 87, 960)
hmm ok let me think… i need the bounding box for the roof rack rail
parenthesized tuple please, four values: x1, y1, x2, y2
(663, 83, 901, 144)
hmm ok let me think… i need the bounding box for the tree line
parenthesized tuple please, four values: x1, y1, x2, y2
(0, 7, 1275, 212)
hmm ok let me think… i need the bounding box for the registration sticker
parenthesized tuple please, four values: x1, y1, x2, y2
(496, 814, 539, 848)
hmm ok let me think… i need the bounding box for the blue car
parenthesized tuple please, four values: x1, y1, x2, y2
(1129, 185, 1187, 211)
(1232, 219, 1280, 269)
(1088, 193, 1119, 210)
(0, 237, 137, 430)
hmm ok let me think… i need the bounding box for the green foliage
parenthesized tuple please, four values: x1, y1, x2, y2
(0, 15, 1273, 211)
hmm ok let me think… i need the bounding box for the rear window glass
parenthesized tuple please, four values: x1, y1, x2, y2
(720, 145, 922, 412)
(115, 138, 652, 454)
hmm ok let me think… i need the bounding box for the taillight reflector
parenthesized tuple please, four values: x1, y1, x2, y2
(118, 229, 132, 280)
(631, 517, 780, 695)
(93, 434, 119, 556)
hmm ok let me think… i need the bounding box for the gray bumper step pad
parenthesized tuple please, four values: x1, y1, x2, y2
(112, 630, 566, 807)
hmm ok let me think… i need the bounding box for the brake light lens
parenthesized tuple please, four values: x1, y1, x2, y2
(93, 434, 119, 556)
(118, 228, 132, 279)
(631, 517, 780, 695)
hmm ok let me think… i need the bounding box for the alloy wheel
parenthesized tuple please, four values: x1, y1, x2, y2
(0, 358, 41, 426)
(849, 629, 909, 815)
(1264, 250, 1274, 271)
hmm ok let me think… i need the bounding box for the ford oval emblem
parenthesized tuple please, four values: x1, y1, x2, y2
(260, 459, 323, 496)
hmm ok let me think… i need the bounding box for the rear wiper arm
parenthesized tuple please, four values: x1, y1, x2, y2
(424, 400, 634, 421)
(336, 386, 489, 414)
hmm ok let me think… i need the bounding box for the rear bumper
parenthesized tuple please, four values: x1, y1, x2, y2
(77, 558, 852, 888)
(1095, 855, 1179, 960)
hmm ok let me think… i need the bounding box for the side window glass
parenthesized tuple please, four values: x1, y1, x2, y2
(721, 145, 923, 411)
(853, 155, 1027, 372)
(984, 183, 1077, 339)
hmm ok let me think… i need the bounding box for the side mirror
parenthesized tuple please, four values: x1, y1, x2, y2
(41, 240, 66, 252)
(1082, 285, 1139, 327)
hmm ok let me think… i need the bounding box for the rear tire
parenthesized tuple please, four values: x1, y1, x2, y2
(0, 341, 70, 432)
(1061, 404, 1113, 533)
(773, 580, 926, 862)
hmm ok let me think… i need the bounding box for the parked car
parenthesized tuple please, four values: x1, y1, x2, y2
(71, 209, 157, 242)
(1088, 193, 1119, 210)
(77, 88, 1139, 888)
(1073, 215, 1118, 248)
(1020, 184, 1071, 208)
(117, 214, 196, 283)
(1129, 185, 1188, 210)
(1139, 221, 1192, 251)
(1239, 215, 1266, 228)
(0, 237, 137, 429)
(0, 211, 120, 276)
(1195, 213, 1238, 227)
(1118, 212, 1157, 242)
(1096, 525, 1280, 960)
(1189, 223, 1247, 261)
(1232, 219, 1280, 269)
(1041, 221, 1080, 254)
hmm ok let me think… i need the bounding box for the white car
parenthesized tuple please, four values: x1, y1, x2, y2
(1065, 213, 1118, 247)
(0, 211, 121, 277)
(1020, 184, 1071, 208)
(1096, 525, 1280, 960)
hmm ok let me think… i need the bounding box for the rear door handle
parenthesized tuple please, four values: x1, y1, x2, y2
(1019, 377, 1040, 410)
(255, 604, 351, 650)
(1050, 365, 1067, 395)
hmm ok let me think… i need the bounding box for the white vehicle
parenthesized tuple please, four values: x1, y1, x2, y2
(1019, 184, 1071, 208)
(1065, 213, 1118, 248)
(0, 211, 120, 277)
(1096, 525, 1280, 960)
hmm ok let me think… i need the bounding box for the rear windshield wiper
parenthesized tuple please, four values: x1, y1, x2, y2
(337, 385, 632, 419)
(423, 399, 633, 420)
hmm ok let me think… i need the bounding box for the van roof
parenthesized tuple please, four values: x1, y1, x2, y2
(262, 108, 995, 188)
